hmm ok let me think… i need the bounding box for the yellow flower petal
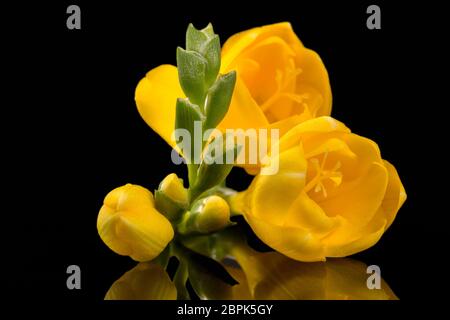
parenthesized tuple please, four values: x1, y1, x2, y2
(303, 136, 356, 160)
(250, 145, 307, 224)
(382, 160, 407, 229)
(115, 212, 174, 261)
(324, 163, 406, 258)
(277, 117, 349, 153)
(285, 192, 339, 236)
(320, 161, 388, 228)
(231, 36, 296, 112)
(221, 22, 303, 71)
(135, 65, 184, 148)
(268, 114, 307, 137)
(217, 76, 268, 130)
(324, 216, 387, 257)
(222, 22, 331, 127)
(294, 48, 332, 117)
(244, 213, 325, 262)
(323, 160, 407, 257)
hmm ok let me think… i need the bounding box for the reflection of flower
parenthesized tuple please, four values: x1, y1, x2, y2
(105, 262, 176, 300)
(229, 245, 397, 300)
(105, 244, 396, 300)
(232, 117, 406, 261)
(97, 184, 174, 261)
(179, 228, 398, 300)
(134, 23, 331, 154)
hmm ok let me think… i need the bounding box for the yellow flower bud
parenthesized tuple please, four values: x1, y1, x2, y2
(97, 184, 174, 262)
(155, 173, 188, 221)
(158, 173, 188, 204)
(177, 195, 231, 234)
(194, 196, 231, 233)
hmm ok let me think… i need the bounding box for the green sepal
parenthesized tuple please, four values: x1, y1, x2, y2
(185, 23, 220, 89)
(186, 23, 216, 52)
(202, 35, 221, 87)
(176, 48, 207, 105)
(203, 71, 236, 132)
(190, 142, 242, 201)
(175, 98, 204, 165)
(186, 23, 208, 52)
(154, 189, 186, 222)
(200, 23, 215, 37)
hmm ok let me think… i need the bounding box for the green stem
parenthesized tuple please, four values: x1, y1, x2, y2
(187, 163, 198, 189)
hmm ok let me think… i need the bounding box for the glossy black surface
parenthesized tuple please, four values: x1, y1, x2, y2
(5, 1, 437, 303)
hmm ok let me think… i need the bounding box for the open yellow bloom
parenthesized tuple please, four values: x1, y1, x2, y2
(135, 22, 331, 149)
(232, 117, 406, 261)
(219, 22, 331, 129)
(97, 184, 174, 261)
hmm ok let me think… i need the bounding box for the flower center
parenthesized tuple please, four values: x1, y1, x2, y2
(260, 61, 306, 113)
(304, 151, 343, 198)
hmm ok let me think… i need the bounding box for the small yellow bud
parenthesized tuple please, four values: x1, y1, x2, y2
(159, 173, 188, 204)
(192, 195, 231, 233)
(176, 195, 231, 235)
(156, 173, 188, 221)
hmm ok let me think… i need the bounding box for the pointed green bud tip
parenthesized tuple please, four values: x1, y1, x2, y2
(186, 23, 215, 52)
(204, 71, 236, 131)
(201, 23, 215, 37)
(192, 195, 231, 233)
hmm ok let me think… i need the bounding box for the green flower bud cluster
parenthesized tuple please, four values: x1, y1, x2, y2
(174, 23, 237, 201)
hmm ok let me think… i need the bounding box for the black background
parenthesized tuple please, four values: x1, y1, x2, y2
(5, 0, 442, 307)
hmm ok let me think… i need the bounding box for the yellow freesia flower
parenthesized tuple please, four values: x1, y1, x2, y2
(105, 262, 177, 300)
(97, 184, 174, 261)
(232, 116, 406, 261)
(135, 22, 331, 151)
(219, 22, 331, 128)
